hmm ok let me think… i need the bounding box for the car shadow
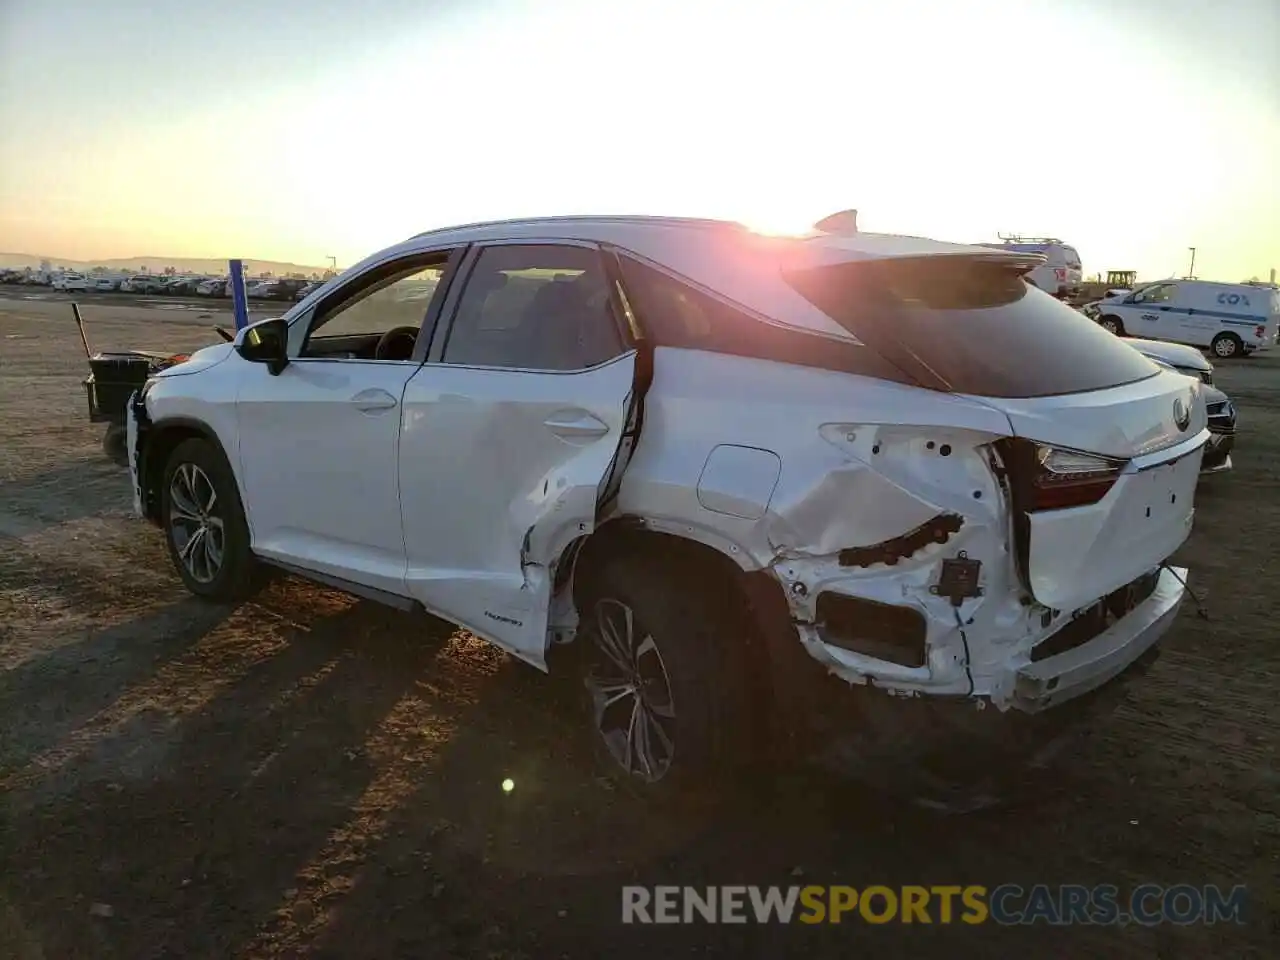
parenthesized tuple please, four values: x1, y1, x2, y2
(0, 580, 1254, 960)
(0, 596, 230, 774)
(0, 459, 135, 535)
(0, 589, 512, 959)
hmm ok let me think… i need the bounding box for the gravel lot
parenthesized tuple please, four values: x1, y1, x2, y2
(1, 292, 1276, 958)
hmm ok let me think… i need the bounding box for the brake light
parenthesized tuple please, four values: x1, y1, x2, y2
(1029, 445, 1127, 510)
(1255, 325, 1265, 340)
(1055, 268, 1066, 282)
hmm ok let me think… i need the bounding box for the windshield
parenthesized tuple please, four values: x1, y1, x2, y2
(781, 256, 1160, 398)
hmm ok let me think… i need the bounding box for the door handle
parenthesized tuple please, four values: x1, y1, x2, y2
(544, 410, 609, 440)
(350, 387, 399, 413)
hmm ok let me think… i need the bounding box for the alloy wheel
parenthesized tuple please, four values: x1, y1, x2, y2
(168, 462, 225, 584)
(583, 598, 676, 783)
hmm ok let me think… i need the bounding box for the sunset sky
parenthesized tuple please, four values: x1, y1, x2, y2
(1, 0, 1276, 281)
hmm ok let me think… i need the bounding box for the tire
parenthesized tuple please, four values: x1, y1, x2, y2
(161, 437, 257, 601)
(574, 552, 753, 793)
(1210, 332, 1242, 358)
(1098, 315, 1124, 336)
(102, 424, 128, 467)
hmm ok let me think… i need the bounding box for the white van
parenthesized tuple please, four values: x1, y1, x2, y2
(976, 237, 1082, 299)
(1086, 280, 1280, 358)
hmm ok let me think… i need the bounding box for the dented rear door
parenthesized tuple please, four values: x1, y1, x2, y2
(397, 241, 638, 668)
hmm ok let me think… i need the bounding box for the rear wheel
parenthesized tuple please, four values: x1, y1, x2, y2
(576, 553, 752, 793)
(161, 438, 257, 601)
(1211, 332, 1242, 358)
(1098, 315, 1124, 336)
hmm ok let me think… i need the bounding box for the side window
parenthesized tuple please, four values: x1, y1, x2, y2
(302, 259, 449, 356)
(615, 256, 720, 345)
(1139, 283, 1175, 304)
(441, 245, 623, 371)
(616, 254, 915, 384)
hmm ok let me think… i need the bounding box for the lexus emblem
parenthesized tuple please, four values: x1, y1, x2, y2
(1173, 396, 1191, 432)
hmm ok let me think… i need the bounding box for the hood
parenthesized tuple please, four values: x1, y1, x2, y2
(1122, 337, 1211, 373)
(156, 342, 235, 378)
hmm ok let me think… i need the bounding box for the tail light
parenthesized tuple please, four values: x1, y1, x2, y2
(1055, 268, 1067, 282)
(1029, 445, 1127, 510)
(1255, 325, 1266, 341)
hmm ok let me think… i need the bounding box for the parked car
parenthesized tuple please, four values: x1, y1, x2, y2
(293, 280, 324, 301)
(197, 278, 228, 297)
(1200, 385, 1236, 474)
(1085, 279, 1280, 358)
(976, 236, 1082, 300)
(245, 278, 307, 301)
(155, 276, 202, 295)
(1122, 336, 1214, 385)
(1121, 338, 1234, 474)
(126, 214, 1210, 797)
(94, 277, 122, 292)
(52, 272, 89, 292)
(121, 275, 166, 294)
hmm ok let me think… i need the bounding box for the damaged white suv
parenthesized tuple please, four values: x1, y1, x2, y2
(126, 215, 1208, 793)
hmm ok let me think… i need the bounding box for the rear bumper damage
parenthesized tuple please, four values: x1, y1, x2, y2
(794, 565, 1184, 712)
(745, 565, 1185, 773)
(1010, 565, 1183, 711)
(732, 410, 1199, 775)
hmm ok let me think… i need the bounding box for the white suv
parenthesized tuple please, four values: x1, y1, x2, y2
(125, 215, 1208, 794)
(53, 272, 90, 292)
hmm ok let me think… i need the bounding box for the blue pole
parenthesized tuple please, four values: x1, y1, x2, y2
(229, 259, 249, 330)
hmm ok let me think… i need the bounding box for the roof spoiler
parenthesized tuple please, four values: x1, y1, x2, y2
(812, 209, 859, 235)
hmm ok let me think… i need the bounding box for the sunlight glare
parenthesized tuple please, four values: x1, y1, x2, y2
(739, 212, 822, 238)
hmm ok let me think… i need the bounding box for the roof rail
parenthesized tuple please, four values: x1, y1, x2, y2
(408, 214, 745, 240)
(997, 233, 1065, 245)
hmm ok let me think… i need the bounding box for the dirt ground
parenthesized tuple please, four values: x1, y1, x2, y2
(1, 292, 1276, 959)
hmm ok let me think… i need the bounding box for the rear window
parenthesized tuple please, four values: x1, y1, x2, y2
(781, 257, 1160, 398)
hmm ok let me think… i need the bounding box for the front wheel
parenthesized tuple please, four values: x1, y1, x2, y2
(576, 554, 752, 793)
(161, 438, 258, 601)
(1098, 315, 1124, 336)
(1210, 332, 1242, 358)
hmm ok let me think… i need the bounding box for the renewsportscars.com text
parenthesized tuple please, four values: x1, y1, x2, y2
(621, 884, 1247, 926)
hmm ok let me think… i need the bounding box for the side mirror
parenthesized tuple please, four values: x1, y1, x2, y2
(237, 317, 289, 375)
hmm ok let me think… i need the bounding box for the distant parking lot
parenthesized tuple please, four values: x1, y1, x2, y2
(0, 284, 285, 320)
